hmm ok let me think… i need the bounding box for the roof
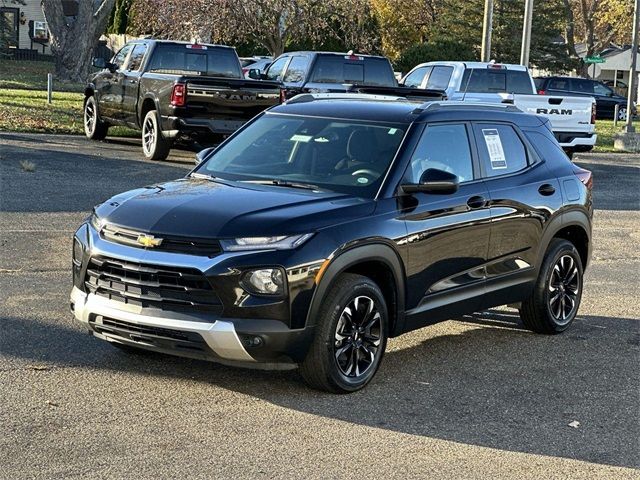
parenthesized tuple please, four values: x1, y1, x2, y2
(413, 61, 528, 71)
(279, 51, 389, 60)
(268, 96, 544, 127)
(142, 39, 235, 50)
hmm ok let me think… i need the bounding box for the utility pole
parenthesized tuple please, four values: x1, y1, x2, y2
(520, 0, 534, 67)
(624, 0, 639, 133)
(481, 0, 494, 62)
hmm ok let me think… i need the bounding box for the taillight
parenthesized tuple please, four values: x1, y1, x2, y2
(573, 165, 593, 190)
(170, 83, 186, 107)
(537, 89, 546, 95)
(591, 103, 596, 124)
(242, 67, 248, 76)
(279, 88, 287, 103)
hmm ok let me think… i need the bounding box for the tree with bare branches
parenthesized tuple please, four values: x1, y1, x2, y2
(42, 0, 116, 82)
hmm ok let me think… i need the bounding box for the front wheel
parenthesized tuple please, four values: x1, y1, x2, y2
(141, 109, 172, 160)
(300, 273, 388, 393)
(84, 96, 108, 140)
(519, 239, 583, 334)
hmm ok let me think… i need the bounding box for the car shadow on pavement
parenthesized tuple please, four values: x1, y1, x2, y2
(1, 310, 638, 468)
(575, 159, 639, 211)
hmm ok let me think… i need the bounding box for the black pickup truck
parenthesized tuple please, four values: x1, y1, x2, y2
(85, 40, 282, 160)
(251, 51, 443, 102)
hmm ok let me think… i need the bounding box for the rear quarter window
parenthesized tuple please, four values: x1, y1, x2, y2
(474, 124, 528, 177)
(311, 56, 396, 86)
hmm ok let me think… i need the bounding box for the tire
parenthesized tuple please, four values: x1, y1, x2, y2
(519, 239, 583, 334)
(617, 107, 628, 122)
(84, 96, 108, 140)
(300, 273, 388, 393)
(141, 109, 171, 160)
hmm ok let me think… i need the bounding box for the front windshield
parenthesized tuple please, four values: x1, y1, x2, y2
(197, 113, 407, 197)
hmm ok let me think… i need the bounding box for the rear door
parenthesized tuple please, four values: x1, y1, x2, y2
(401, 122, 492, 331)
(471, 122, 563, 306)
(592, 81, 618, 119)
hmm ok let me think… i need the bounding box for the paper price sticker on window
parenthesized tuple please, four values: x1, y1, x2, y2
(482, 129, 507, 169)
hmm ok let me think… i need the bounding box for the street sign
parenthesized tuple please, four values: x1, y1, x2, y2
(585, 56, 605, 64)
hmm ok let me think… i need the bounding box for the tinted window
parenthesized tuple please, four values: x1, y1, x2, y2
(548, 78, 570, 91)
(147, 45, 241, 78)
(474, 124, 528, 177)
(462, 69, 533, 94)
(199, 114, 406, 198)
(264, 56, 289, 81)
(311, 56, 396, 86)
(571, 79, 594, 94)
(127, 44, 148, 71)
(593, 82, 613, 96)
(426, 66, 453, 90)
(408, 124, 473, 183)
(283, 56, 309, 82)
(523, 130, 569, 161)
(403, 66, 430, 88)
(112, 44, 133, 69)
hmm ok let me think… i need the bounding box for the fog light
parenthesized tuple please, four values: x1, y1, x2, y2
(243, 268, 284, 296)
(240, 335, 264, 348)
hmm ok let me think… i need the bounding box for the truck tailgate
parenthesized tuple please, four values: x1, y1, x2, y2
(184, 78, 281, 120)
(513, 94, 595, 134)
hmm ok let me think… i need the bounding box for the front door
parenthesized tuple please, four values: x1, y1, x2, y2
(400, 122, 492, 332)
(1, 7, 19, 48)
(97, 43, 133, 121)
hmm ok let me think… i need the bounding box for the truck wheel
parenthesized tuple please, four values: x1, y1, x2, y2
(84, 96, 109, 140)
(519, 239, 583, 334)
(300, 273, 388, 393)
(141, 109, 171, 160)
(617, 107, 628, 122)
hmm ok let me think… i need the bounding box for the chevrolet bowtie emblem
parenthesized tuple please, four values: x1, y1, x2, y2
(137, 234, 163, 248)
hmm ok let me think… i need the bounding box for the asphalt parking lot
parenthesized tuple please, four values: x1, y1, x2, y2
(1, 132, 639, 479)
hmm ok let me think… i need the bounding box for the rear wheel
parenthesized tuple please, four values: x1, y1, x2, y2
(617, 106, 628, 122)
(84, 96, 108, 140)
(300, 273, 388, 393)
(519, 239, 583, 334)
(141, 109, 171, 160)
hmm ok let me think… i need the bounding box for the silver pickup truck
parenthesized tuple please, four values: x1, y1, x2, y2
(400, 62, 596, 156)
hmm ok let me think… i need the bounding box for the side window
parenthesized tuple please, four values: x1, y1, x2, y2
(127, 44, 148, 71)
(425, 66, 453, 90)
(265, 56, 289, 81)
(571, 79, 594, 94)
(474, 124, 528, 177)
(403, 66, 429, 88)
(548, 78, 569, 91)
(593, 82, 613, 96)
(408, 124, 474, 183)
(111, 44, 133, 70)
(283, 56, 309, 83)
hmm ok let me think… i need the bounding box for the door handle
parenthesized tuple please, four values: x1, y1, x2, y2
(466, 195, 486, 209)
(538, 184, 556, 196)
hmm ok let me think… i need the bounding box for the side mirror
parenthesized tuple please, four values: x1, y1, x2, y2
(400, 168, 459, 195)
(248, 68, 261, 80)
(92, 57, 106, 69)
(195, 147, 216, 166)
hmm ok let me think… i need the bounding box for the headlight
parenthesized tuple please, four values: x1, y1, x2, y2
(89, 211, 104, 232)
(242, 268, 285, 296)
(220, 234, 313, 251)
(72, 237, 83, 266)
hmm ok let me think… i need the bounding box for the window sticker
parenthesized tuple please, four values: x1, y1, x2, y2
(482, 128, 507, 169)
(290, 134, 312, 143)
(388, 128, 398, 135)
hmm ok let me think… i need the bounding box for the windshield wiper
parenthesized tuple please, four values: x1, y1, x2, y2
(190, 172, 217, 180)
(245, 179, 323, 191)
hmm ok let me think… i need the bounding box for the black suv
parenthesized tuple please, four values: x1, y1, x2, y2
(535, 76, 634, 121)
(71, 95, 593, 393)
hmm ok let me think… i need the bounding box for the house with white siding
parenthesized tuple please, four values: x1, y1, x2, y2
(1, 0, 78, 56)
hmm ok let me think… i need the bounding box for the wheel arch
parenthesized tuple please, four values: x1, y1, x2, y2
(539, 210, 591, 271)
(305, 242, 406, 337)
(138, 94, 161, 129)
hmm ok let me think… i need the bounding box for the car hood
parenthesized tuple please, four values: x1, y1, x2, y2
(94, 178, 375, 238)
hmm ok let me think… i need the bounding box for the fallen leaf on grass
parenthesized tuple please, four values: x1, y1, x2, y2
(26, 365, 49, 371)
(45, 400, 59, 407)
(568, 420, 580, 428)
(19, 160, 36, 172)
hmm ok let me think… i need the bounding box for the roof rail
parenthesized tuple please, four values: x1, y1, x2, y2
(416, 101, 522, 113)
(286, 93, 411, 105)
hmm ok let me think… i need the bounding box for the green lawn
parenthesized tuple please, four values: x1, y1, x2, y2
(0, 59, 84, 92)
(0, 88, 137, 137)
(594, 119, 639, 152)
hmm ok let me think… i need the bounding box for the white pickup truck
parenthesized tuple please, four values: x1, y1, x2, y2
(400, 61, 597, 156)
